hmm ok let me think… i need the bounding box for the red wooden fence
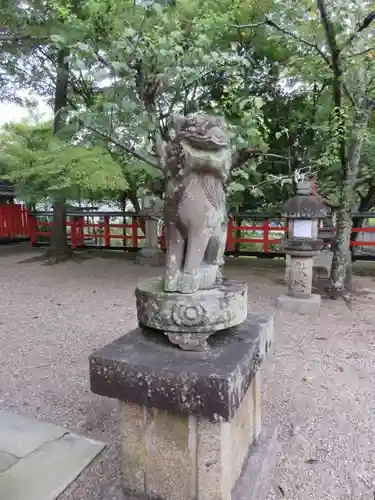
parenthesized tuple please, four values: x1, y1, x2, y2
(26, 212, 375, 254)
(226, 218, 285, 253)
(28, 212, 286, 252)
(2, 205, 375, 258)
(0, 204, 28, 238)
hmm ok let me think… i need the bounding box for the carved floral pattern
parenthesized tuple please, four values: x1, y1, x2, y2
(135, 279, 247, 345)
(171, 302, 208, 327)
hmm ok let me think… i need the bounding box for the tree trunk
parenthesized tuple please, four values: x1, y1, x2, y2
(48, 47, 71, 261)
(331, 97, 369, 295)
(120, 192, 127, 249)
(331, 205, 352, 293)
(129, 190, 146, 235)
(50, 200, 70, 255)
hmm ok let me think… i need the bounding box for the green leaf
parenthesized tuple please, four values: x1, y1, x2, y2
(254, 97, 264, 109)
(151, 3, 164, 14)
(230, 182, 246, 192)
(50, 34, 65, 44)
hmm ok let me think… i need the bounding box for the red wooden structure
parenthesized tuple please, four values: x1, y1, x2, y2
(0, 204, 28, 239)
(3, 205, 375, 260)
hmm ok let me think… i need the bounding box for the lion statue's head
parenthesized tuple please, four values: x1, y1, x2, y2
(166, 113, 231, 184)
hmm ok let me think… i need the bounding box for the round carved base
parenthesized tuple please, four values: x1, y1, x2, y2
(135, 277, 248, 351)
(166, 332, 211, 352)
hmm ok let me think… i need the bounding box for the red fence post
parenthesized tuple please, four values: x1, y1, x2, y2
(160, 224, 166, 250)
(226, 217, 234, 252)
(70, 220, 77, 249)
(5, 205, 12, 236)
(263, 218, 269, 253)
(0, 206, 4, 236)
(22, 205, 28, 236)
(77, 216, 85, 247)
(12, 204, 21, 236)
(132, 216, 138, 249)
(104, 216, 110, 247)
(28, 212, 38, 245)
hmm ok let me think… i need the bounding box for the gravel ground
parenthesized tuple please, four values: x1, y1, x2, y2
(1, 245, 375, 499)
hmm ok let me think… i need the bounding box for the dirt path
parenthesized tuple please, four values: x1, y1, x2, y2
(1, 247, 375, 499)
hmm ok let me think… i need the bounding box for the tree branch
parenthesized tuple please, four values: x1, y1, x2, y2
(0, 33, 49, 44)
(233, 22, 265, 29)
(316, 0, 347, 176)
(84, 123, 162, 171)
(231, 148, 263, 170)
(266, 19, 329, 58)
(247, 14, 354, 106)
(236, 17, 332, 66)
(344, 47, 375, 58)
(65, 90, 162, 171)
(345, 11, 375, 46)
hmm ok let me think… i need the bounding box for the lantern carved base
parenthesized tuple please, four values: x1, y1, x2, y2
(276, 293, 321, 315)
(135, 277, 247, 351)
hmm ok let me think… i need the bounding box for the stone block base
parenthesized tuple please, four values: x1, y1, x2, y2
(90, 314, 275, 499)
(233, 424, 279, 500)
(118, 373, 276, 500)
(276, 293, 321, 315)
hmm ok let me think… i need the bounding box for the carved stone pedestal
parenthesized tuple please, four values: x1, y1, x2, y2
(89, 314, 277, 500)
(135, 277, 247, 351)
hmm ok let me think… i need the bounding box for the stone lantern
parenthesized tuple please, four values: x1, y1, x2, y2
(276, 179, 329, 314)
(136, 195, 165, 266)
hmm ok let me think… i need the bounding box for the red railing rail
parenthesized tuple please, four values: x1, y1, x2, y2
(29, 212, 145, 250)
(226, 216, 286, 254)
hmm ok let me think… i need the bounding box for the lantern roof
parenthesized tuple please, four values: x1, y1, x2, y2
(282, 180, 330, 218)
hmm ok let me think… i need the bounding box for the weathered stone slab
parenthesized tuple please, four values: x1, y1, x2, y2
(0, 433, 105, 500)
(0, 450, 17, 473)
(0, 410, 66, 458)
(90, 313, 272, 422)
(117, 371, 271, 500)
(276, 293, 321, 315)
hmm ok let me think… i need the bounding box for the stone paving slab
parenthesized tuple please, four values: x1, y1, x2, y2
(0, 411, 105, 500)
(0, 410, 67, 458)
(0, 450, 17, 473)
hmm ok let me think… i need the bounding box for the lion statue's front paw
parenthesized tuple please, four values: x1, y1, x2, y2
(178, 271, 200, 293)
(164, 269, 182, 292)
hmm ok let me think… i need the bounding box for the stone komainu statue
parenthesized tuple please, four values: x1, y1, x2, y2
(163, 113, 232, 294)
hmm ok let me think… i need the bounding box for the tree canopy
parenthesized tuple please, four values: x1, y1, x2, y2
(0, 120, 127, 204)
